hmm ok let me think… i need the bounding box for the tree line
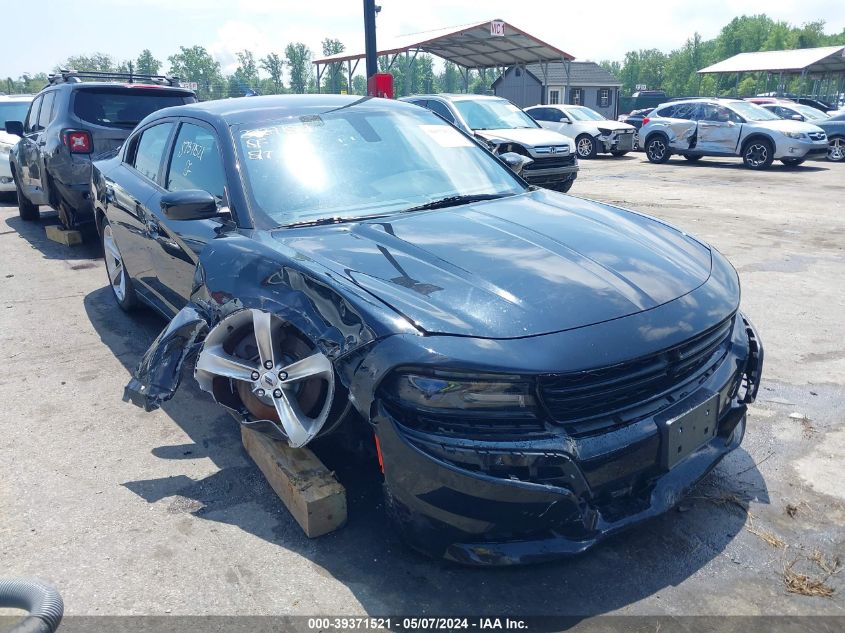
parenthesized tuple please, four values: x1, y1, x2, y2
(3, 40, 492, 100)
(5, 14, 844, 101)
(599, 15, 845, 98)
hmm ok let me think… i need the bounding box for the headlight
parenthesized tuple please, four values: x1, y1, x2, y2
(784, 131, 807, 140)
(597, 128, 611, 136)
(385, 371, 536, 413)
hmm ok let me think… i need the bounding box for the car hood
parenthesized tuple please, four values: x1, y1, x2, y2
(475, 127, 573, 148)
(275, 190, 713, 339)
(753, 119, 825, 134)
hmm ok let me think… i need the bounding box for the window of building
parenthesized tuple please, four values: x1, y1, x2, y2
(569, 88, 583, 105)
(599, 89, 610, 108)
(549, 89, 560, 105)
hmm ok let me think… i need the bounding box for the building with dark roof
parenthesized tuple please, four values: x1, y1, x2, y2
(492, 61, 623, 118)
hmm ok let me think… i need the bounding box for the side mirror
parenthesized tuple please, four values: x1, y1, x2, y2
(791, 114, 804, 121)
(5, 121, 24, 136)
(499, 152, 534, 176)
(160, 189, 219, 221)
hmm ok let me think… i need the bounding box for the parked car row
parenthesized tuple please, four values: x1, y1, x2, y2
(3, 74, 765, 566)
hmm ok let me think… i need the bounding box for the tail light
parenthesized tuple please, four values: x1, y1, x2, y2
(63, 130, 92, 154)
(641, 117, 650, 126)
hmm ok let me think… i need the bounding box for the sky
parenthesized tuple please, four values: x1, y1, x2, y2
(2, 0, 844, 78)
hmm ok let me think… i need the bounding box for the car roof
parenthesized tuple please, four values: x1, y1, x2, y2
(407, 93, 505, 103)
(148, 94, 424, 126)
(43, 81, 193, 94)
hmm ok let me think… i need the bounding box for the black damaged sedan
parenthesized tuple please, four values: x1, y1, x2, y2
(92, 95, 763, 565)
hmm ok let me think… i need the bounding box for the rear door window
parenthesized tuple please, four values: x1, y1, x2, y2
(130, 122, 175, 182)
(73, 89, 193, 129)
(166, 122, 226, 201)
(37, 92, 56, 129)
(655, 105, 675, 118)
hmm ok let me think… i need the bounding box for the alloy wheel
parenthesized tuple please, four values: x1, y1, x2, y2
(195, 309, 335, 447)
(745, 143, 768, 168)
(576, 137, 593, 158)
(648, 139, 666, 161)
(829, 137, 845, 162)
(102, 224, 126, 302)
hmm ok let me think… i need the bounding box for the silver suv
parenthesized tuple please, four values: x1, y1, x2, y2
(401, 94, 579, 193)
(639, 98, 828, 169)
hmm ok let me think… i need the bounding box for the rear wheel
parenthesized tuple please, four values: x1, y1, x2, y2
(575, 134, 597, 159)
(780, 157, 805, 167)
(827, 136, 845, 162)
(645, 136, 670, 163)
(14, 174, 39, 221)
(101, 217, 138, 311)
(742, 139, 774, 170)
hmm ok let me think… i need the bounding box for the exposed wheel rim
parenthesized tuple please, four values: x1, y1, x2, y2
(195, 309, 335, 447)
(577, 137, 593, 157)
(829, 138, 845, 162)
(102, 224, 126, 302)
(647, 139, 666, 161)
(745, 143, 769, 167)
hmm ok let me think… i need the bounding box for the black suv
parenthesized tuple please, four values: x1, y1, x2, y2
(6, 70, 195, 228)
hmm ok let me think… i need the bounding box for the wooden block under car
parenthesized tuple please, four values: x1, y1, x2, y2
(241, 426, 347, 537)
(45, 225, 82, 246)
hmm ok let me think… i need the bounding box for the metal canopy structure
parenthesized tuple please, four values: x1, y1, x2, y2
(697, 45, 845, 102)
(312, 19, 574, 97)
(698, 46, 845, 75)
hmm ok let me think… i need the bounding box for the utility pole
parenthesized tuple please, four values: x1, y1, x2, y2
(363, 0, 379, 80)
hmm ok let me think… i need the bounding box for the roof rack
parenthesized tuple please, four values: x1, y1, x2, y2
(47, 69, 184, 88)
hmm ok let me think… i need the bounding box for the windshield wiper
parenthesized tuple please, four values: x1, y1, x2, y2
(400, 193, 512, 214)
(282, 213, 394, 228)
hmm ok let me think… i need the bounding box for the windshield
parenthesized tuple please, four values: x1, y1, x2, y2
(73, 89, 195, 128)
(0, 101, 31, 127)
(728, 101, 781, 121)
(453, 99, 538, 130)
(793, 104, 829, 120)
(565, 106, 606, 122)
(234, 106, 526, 227)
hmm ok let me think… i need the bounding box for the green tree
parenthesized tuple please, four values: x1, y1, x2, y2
(440, 61, 460, 93)
(136, 49, 162, 75)
(59, 53, 116, 73)
(285, 42, 312, 94)
(167, 45, 222, 100)
(320, 38, 346, 93)
(260, 52, 285, 93)
(228, 50, 259, 96)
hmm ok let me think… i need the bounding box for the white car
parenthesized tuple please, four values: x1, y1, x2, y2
(525, 104, 637, 158)
(757, 100, 829, 123)
(0, 95, 34, 193)
(638, 98, 828, 169)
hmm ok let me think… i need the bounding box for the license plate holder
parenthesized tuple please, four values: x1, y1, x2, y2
(657, 391, 719, 470)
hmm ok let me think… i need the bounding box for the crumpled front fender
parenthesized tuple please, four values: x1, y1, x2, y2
(123, 304, 210, 411)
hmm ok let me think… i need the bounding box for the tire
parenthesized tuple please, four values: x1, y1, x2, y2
(742, 138, 774, 170)
(575, 134, 597, 159)
(101, 216, 138, 311)
(780, 157, 805, 167)
(644, 135, 671, 164)
(611, 150, 629, 157)
(827, 136, 845, 162)
(14, 174, 39, 222)
(683, 154, 702, 162)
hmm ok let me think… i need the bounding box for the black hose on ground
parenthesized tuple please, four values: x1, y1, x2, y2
(0, 578, 63, 633)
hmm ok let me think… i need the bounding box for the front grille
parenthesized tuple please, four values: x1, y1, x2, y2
(808, 132, 826, 141)
(538, 316, 734, 436)
(525, 154, 576, 170)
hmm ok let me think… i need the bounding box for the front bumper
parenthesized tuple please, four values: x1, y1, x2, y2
(374, 315, 764, 566)
(774, 139, 828, 159)
(522, 162, 579, 188)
